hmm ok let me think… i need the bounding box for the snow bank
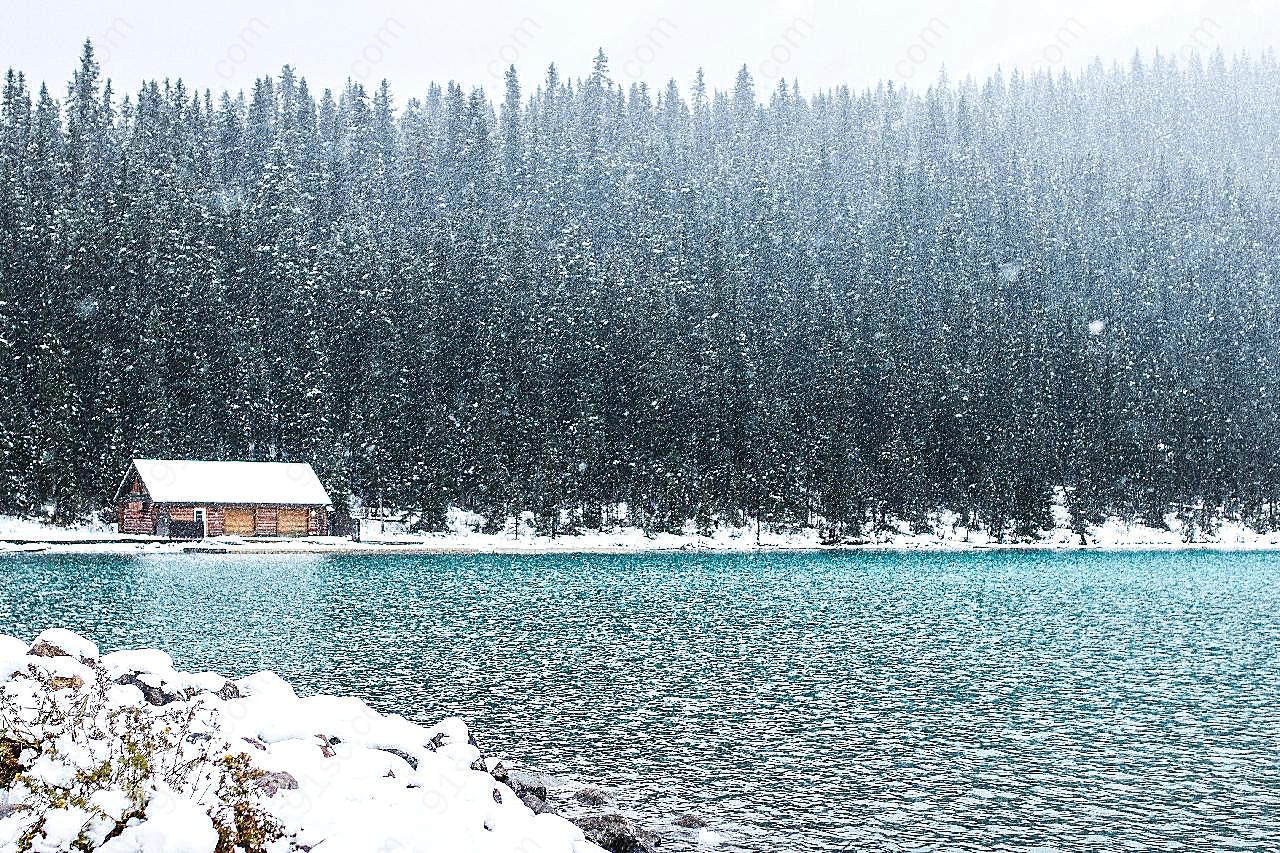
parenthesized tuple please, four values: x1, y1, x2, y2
(0, 514, 113, 542)
(353, 504, 1280, 553)
(0, 629, 602, 853)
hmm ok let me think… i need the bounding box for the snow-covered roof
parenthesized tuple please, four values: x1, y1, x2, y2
(122, 459, 331, 506)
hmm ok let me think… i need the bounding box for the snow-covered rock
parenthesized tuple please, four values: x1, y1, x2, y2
(0, 629, 603, 853)
(99, 647, 239, 706)
(28, 627, 100, 662)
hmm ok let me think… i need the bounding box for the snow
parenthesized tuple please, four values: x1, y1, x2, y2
(97, 794, 218, 853)
(123, 460, 331, 506)
(0, 514, 113, 541)
(0, 635, 31, 675)
(27, 805, 95, 850)
(0, 629, 601, 853)
(6, 490, 1280, 556)
(698, 828, 725, 846)
(315, 507, 1280, 552)
(100, 649, 173, 679)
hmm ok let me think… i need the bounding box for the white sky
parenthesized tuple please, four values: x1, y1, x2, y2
(2, 0, 1278, 102)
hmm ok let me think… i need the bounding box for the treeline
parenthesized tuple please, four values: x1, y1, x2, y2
(2, 42, 1279, 538)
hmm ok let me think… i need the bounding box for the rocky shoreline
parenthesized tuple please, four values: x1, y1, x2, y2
(492, 768, 719, 852)
(486, 768, 663, 853)
(0, 629, 679, 853)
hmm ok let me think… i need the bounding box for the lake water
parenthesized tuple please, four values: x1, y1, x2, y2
(2, 550, 1279, 851)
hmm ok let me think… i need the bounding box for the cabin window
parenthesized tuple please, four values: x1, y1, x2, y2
(193, 508, 206, 527)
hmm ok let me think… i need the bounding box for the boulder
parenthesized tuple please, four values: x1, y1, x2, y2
(672, 814, 706, 829)
(28, 628, 99, 662)
(503, 770, 552, 815)
(573, 814, 659, 853)
(100, 648, 172, 677)
(103, 650, 242, 707)
(256, 770, 299, 797)
(184, 671, 238, 698)
(377, 747, 419, 770)
(520, 792, 552, 814)
(115, 672, 191, 706)
(234, 670, 298, 702)
(508, 772, 547, 802)
(574, 786, 608, 806)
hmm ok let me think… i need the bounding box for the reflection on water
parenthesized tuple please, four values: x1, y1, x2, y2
(3, 550, 1279, 851)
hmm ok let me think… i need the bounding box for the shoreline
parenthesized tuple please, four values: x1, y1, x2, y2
(4, 533, 1280, 556)
(6, 508, 1280, 556)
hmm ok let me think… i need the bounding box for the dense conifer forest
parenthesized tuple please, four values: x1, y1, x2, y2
(2, 42, 1279, 537)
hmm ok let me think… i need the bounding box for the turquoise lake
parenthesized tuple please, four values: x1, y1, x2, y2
(2, 550, 1279, 851)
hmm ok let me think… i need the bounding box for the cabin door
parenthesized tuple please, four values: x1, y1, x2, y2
(277, 508, 309, 536)
(225, 507, 255, 536)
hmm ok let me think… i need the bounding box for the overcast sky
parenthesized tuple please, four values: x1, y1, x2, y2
(2, 1, 1278, 102)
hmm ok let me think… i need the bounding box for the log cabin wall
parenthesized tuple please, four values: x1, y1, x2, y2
(307, 507, 327, 536)
(254, 506, 278, 536)
(116, 468, 154, 534)
(117, 499, 325, 537)
(119, 500, 153, 535)
(166, 506, 196, 523)
(136, 504, 325, 536)
(205, 507, 225, 536)
(153, 506, 223, 534)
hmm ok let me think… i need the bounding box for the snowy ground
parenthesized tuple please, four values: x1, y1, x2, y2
(0, 513, 116, 541)
(0, 628, 602, 853)
(3, 504, 1279, 555)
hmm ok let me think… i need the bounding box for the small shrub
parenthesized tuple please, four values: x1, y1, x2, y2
(0, 735, 27, 787)
(1, 661, 285, 851)
(211, 752, 284, 853)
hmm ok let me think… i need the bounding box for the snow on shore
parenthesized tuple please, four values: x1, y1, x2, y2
(0, 515, 114, 542)
(2, 508, 1279, 555)
(347, 511, 1280, 553)
(0, 629, 601, 853)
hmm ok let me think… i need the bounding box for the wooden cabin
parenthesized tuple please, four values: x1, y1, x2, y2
(114, 459, 332, 538)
